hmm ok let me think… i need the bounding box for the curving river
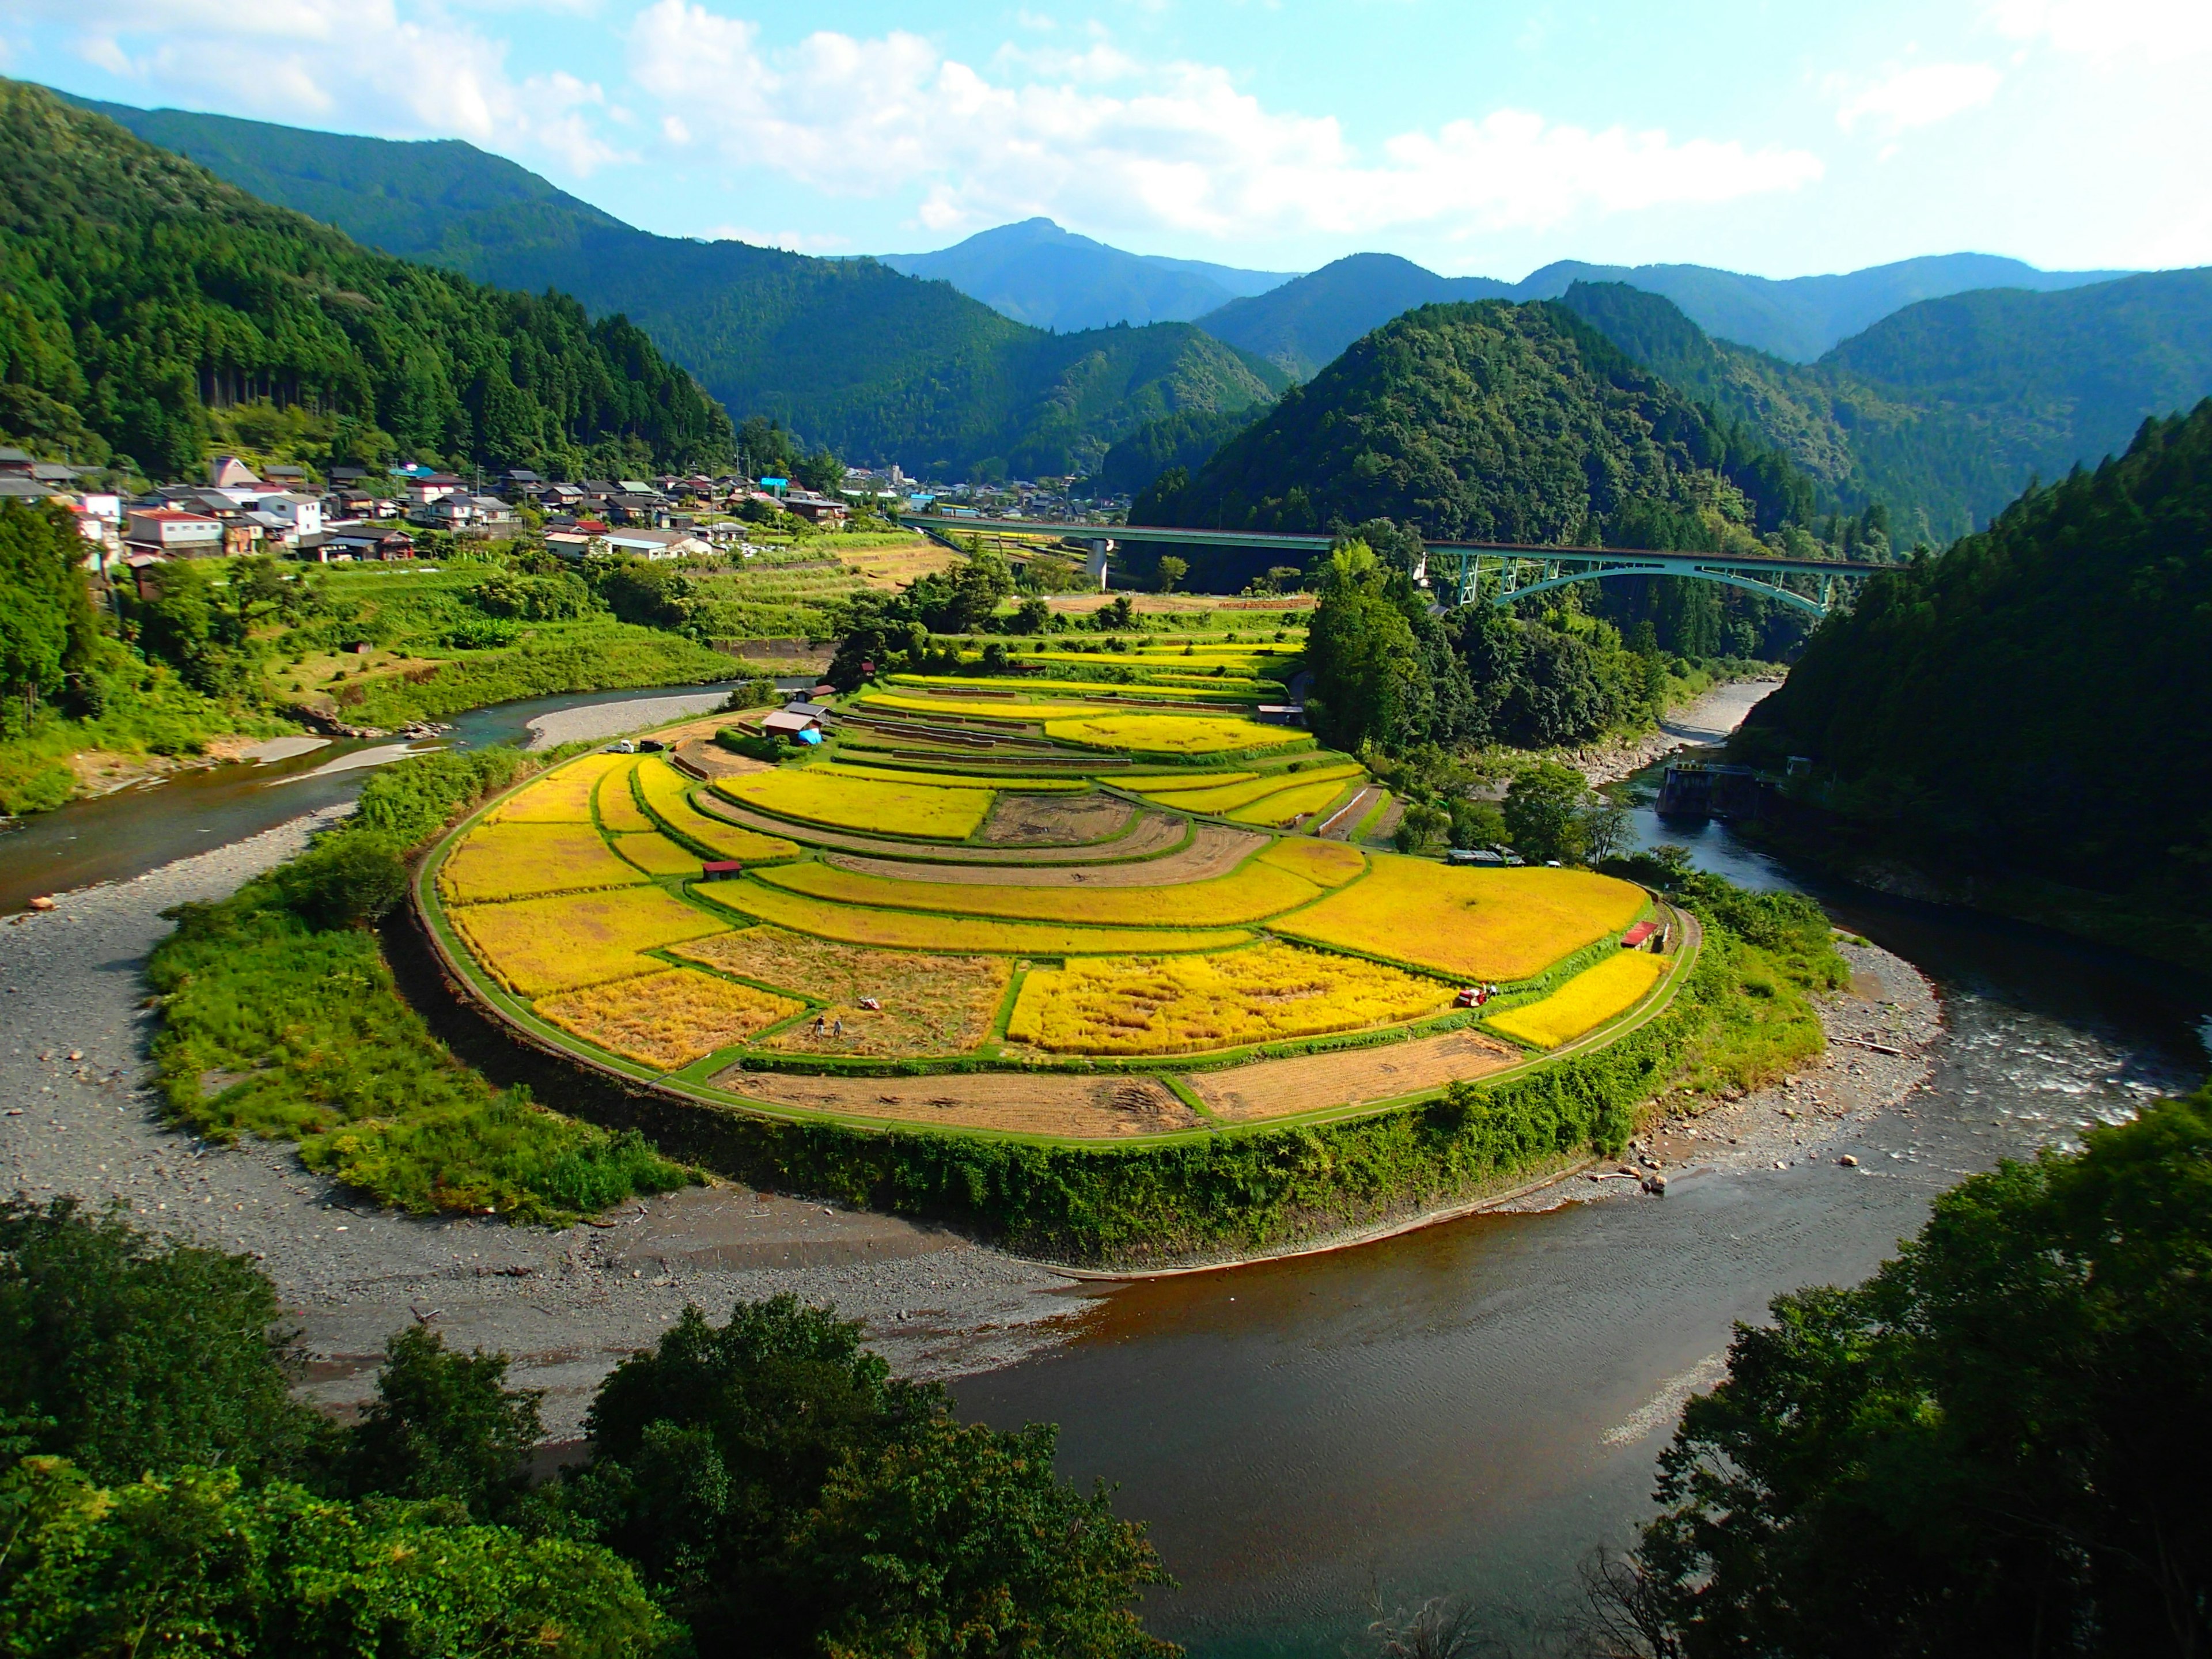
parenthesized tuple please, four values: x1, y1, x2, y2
(952, 713, 2212, 1657)
(0, 680, 792, 913)
(9, 677, 2206, 1654)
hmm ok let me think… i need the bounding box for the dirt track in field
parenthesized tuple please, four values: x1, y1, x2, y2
(825, 824, 1266, 889)
(719, 1070, 1199, 1138)
(1193, 1029, 1519, 1122)
(694, 794, 1193, 863)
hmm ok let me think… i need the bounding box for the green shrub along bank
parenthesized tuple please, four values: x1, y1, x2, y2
(0, 1203, 1170, 1658)
(588, 891, 1838, 1264)
(340, 627, 737, 729)
(147, 747, 691, 1222)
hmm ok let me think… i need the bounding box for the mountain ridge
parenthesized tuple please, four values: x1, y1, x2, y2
(62, 92, 1285, 477)
(876, 217, 1294, 331)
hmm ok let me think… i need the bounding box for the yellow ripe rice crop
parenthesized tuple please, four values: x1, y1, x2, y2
(487, 754, 625, 823)
(1274, 858, 1649, 982)
(892, 675, 1262, 703)
(536, 968, 802, 1069)
(450, 886, 728, 996)
(1046, 712, 1299, 755)
(438, 821, 645, 904)
(710, 880, 1254, 956)
(1138, 764, 1363, 815)
(1120, 771, 1255, 792)
(1486, 950, 1668, 1049)
(1255, 837, 1366, 887)
(595, 762, 657, 833)
(675, 927, 1010, 1059)
(714, 768, 991, 840)
(755, 856, 1323, 926)
(1228, 775, 1357, 827)
(611, 832, 703, 878)
(635, 758, 802, 861)
(857, 690, 1121, 721)
(1005, 941, 1450, 1056)
(825, 760, 1083, 792)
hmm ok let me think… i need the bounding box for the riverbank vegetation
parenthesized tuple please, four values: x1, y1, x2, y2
(1736, 400, 2212, 967)
(1584, 1081, 2212, 1657)
(0, 1202, 1174, 1657)
(147, 746, 690, 1221)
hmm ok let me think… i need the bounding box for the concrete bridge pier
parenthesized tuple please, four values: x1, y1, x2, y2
(1085, 537, 1115, 590)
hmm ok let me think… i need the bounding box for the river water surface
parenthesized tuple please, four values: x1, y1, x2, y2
(0, 681, 766, 912)
(953, 730, 2212, 1657)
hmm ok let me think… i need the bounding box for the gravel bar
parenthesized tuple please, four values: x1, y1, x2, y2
(0, 807, 1082, 1437)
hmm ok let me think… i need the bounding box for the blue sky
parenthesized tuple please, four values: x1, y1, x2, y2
(7, 0, 2208, 279)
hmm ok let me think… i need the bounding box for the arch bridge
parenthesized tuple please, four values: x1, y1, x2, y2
(907, 516, 1869, 618)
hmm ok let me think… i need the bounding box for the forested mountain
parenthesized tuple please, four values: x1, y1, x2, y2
(1558, 274, 2212, 540)
(66, 92, 1285, 478)
(1736, 402, 2212, 945)
(1092, 405, 1264, 498)
(1197, 254, 1514, 379)
(1139, 300, 1813, 544)
(1199, 249, 2126, 378)
(0, 81, 730, 479)
(878, 218, 1293, 330)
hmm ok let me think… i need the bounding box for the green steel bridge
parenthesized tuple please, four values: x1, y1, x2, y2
(910, 515, 1873, 618)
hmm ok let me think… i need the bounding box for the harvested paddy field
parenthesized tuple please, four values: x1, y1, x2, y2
(1192, 1029, 1521, 1122)
(980, 791, 1135, 844)
(696, 793, 1194, 864)
(823, 824, 1264, 888)
(721, 1069, 1200, 1138)
(675, 927, 1010, 1059)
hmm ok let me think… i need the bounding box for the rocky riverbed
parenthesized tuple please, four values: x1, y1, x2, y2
(0, 812, 1081, 1439)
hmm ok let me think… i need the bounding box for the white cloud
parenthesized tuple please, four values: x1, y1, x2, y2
(1831, 62, 2003, 137)
(627, 2, 1821, 244)
(30, 0, 628, 173)
(1987, 0, 2212, 58)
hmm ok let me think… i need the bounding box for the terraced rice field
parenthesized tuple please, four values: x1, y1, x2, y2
(537, 968, 803, 1069)
(439, 821, 646, 904)
(636, 759, 801, 861)
(1486, 950, 1668, 1048)
(452, 886, 729, 997)
(1006, 942, 1452, 1056)
(714, 768, 993, 839)
(709, 880, 1256, 956)
(1275, 858, 1649, 982)
(427, 694, 1676, 1138)
(752, 854, 1325, 926)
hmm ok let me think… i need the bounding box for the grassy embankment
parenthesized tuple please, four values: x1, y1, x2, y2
(146, 747, 692, 1221)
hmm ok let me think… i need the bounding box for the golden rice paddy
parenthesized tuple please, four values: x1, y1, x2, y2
(611, 831, 704, 878)
(438, 821, 646, 904)
(1227, 774, 1358, 827)
(1486, 950, 1668, 1049)
(710, 880, 1256, 957)
(1005, 941, 1452, 1056)
(1274, 858, 1649, 982)
(536, 968, 804, 1069)
(487, 753, 625, 823)
(451, 886, 728, 997)
(431, 699, 1676, 1135)
(1044, 713, 1302, 755)
(752, 855, 1324, 927)
(636, 759, 802, 861)
(714, 768, 992, 840)
(595, 762, 658, 833)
